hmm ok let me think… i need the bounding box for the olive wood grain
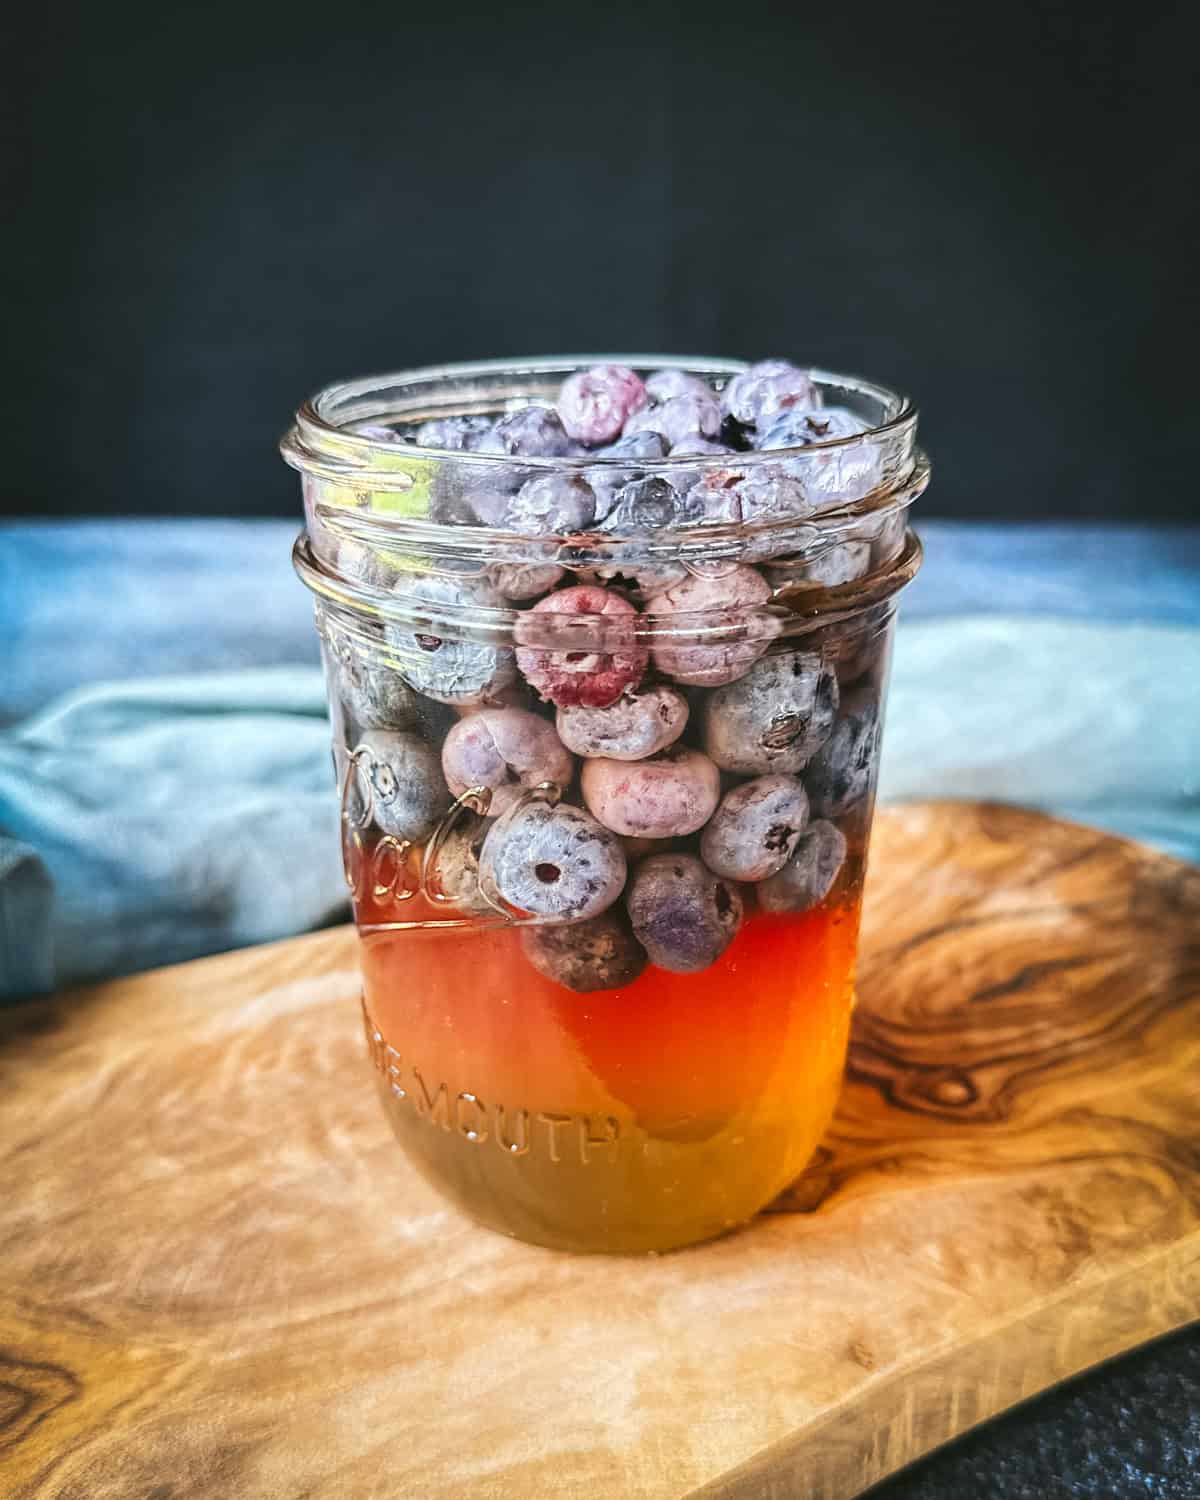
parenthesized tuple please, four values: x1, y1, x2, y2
(1, 801, 1197, 1499)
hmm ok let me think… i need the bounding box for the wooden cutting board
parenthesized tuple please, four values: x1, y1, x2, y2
(2, 801, 1198, 1500)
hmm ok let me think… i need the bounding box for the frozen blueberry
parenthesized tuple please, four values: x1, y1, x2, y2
(624, 391, 722, 448)
(596, 429, 670, 462)
(722, 360, 818, 428)
(442, 707, 575, 818)
(767, 540, 872, 590)
(756, 406, 867, 450)
(556, 365, 648, 446)
(669, 438, 735, 459)
(757, 820, 847, 914)
(573, 561, 689, 598)
(335, 538, 402, 591)
(486, 561, 565, 600)
(557, 683, 689, 761)
(502, 472, 596, 534)
(625, 854, 743, 974)
(644, 369, 717, 405)
(352, 422, 409, 443)
(479, 800, 626, 921)
(390, 573, 517, 706)
(700, 774, 810, 882)
(352, 729, 450, 843)
(515, 584, 648, 708)
(804, 689, 880, 818)
(521, 909, 647, 992)
(414, 414, 495, 451)
(424, 819, 491, 914)
(702, 650, 839, 774)
(338, 651, 420, 733)
(646, 566, 780, 687)
(474, 405, 574, 459)
(602, 475, 703, 533)
(581, 744, 720, 839)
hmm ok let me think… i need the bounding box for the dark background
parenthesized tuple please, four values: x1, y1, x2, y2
(6, 0, 1197, 522)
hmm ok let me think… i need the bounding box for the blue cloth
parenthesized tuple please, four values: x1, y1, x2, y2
(1, 520, 1197, 1001)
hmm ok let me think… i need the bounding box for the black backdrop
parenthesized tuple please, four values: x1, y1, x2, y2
(7, 0, 1196, 521)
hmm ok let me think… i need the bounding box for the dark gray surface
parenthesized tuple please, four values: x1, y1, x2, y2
(7, 2, 1196, 522)
(870, 1328, 1200, 1500)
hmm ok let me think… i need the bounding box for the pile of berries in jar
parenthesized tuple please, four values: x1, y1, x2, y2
(313, 360, 907, 988)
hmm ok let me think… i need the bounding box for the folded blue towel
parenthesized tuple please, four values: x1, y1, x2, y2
(0, 670, 345, 999)
(2, 617, 1196, 1002)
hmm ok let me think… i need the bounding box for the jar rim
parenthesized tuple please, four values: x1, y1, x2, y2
(281, 355, 918, 483)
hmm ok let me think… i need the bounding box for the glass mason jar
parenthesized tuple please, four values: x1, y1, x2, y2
(282, 357, 927, 1254)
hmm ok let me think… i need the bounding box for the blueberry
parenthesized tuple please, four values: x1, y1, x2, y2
(602, 475, 702, 533)
(756, 406, 866, 450)
(487, 561, 565, 600)
(556, 365, 648, 446)
(352, 422, 410, 443)
(625, 854, 743, 974)
(699, 774, 810, 882)
(646, 566, 780, 687)
(352, 729, 450, 843)
(442, 707, 575, 818)
(389, 573, 517, 706)
(414, 415, 494, 451)
(644, 369, 717, 404)
(335, 539, 402, 591)
(596, 430, 670, 461)
(338, 650, 420, 733)
(424, 819, 491, 914)
(514, 584, 648, 708)
(624, 391, 722, 448)
(757, 820, 847, 913)
(668, 438, 734, 459)
(557, 683, 689, 761)
(482, 406, 574, 458)
(690, 470, 817, 562)
(479, 800, 627, 921)
(502, 472, 596, 534)
(521, 909, 647, 992)
(702, 650, 839, 774)
(789, 540, 873, 587)
(804, 689, 880, 818)
(722, 360, 818, 428)
(574, 561, 689, 598)
(581, 744, 720, 839)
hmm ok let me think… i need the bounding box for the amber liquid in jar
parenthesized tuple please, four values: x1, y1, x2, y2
(353, 844, 862, 1255)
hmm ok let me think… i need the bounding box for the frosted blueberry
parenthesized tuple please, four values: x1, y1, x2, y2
(502, 472, 596, 535)
(787, 540, 873, 587)
(486, 561, 565, 600)
(581, 744, 720, 839)
(625, 854, 743, 974)
(556, 365, 648, 446)
(644, 369, 717, 404)
(480, 406, 573, 458)
(414, 415, 494, 451)
(352, 422, 409, 443)
(557, 683, 689, 761)
(515, 584, 647, 708)
(425, 820, 491, 914)
(702, 650, 839, 774)
(352, 729, 450, 843)
(668, 438, 735, 459)
(590, 430, 670, 522)
(624, 391, 722, 448)
(338, 651, 420, 733)
(479, 800, 626, 922)
(442, 708, 575, 819)
(595, 430, 671, 461)
(603, 476, 702, 534)
(722, 360, 818, 428)
(699, 775, 810, 882)
(521, 909, 647, 993)
(804, 689, 880, 818)
(757, 820, 847, 913)
(756, 406, 867, 450)
(390, 573, 517, 706)
(646, 566, 779, 687)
